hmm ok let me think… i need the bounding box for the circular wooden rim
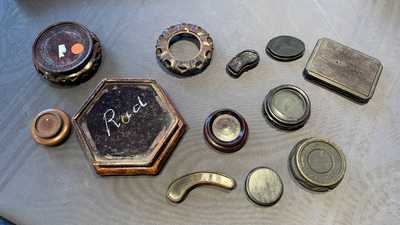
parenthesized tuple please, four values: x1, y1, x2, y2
(33, 110, 63, 138)
(31, 108, 71, 146)
(203, 109, 248, 153)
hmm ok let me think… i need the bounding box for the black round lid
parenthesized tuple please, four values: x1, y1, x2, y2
(33, 22, 93, 74)
(266, 35, 305, 61)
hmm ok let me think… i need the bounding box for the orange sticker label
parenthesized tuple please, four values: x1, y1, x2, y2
(71, 43, 84, 55)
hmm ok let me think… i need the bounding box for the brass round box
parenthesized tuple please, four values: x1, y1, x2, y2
(289, 138, 346, 192)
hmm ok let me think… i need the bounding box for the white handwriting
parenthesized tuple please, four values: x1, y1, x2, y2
(103, 96, 148, 137)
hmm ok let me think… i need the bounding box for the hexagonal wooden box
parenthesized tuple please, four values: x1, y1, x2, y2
(73, 78, 185, 175)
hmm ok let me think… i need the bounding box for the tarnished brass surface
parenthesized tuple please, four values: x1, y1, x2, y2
(167, 172, 236, 203)
(289, 138, 346, 192)
(263, 84, 311, 130)
(212, 114, 241, 142)
(245, 167, 283, 206)
(304, 38, 383, 103)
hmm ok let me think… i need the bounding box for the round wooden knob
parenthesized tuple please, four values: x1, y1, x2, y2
(31, 108, 71, 146)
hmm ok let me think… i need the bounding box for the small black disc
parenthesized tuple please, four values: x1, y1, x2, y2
(266, 35, 305, 61)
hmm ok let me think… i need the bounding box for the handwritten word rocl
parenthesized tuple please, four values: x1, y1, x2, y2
(103, 96, 148, 137)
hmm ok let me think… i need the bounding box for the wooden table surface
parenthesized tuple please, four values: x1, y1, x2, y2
(1, 0, 399, 224)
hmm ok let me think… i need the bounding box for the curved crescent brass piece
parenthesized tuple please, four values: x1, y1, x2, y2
(167, 172, 236, 203)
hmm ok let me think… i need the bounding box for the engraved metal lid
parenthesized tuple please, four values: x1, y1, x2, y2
(32, 21, 102, 85)
(73, 78, 185, 175)
(289, 138, 346, 192)
(266, 35, 305, 61)
(304, 38, 383, 103)
(263, 84, 311, 130)
(245, 167, 283, 206)
(31, 108, 71, 146)
(203, 109, 248, 153)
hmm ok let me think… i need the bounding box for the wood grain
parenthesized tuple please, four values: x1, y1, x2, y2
(0, 0, 399, 224)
